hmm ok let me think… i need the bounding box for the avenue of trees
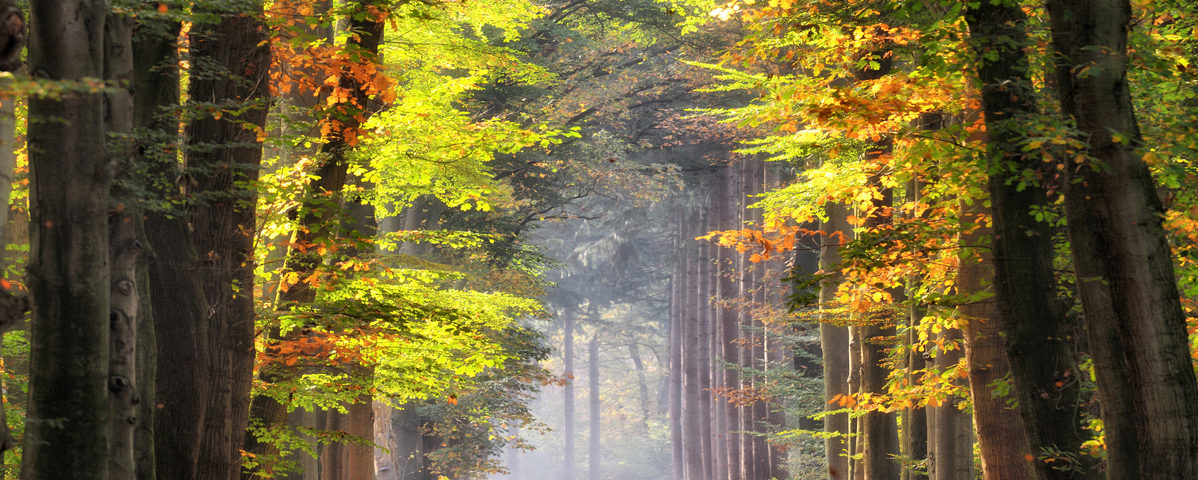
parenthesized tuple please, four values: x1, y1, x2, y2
(1, 0, 1197, 479)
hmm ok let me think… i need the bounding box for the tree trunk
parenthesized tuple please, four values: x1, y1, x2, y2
(129, 12, 220, 480)
(669, 244, 684, 480)
(105, 9, 141, 478)
(734, 160, 754, 480)
(24, 1, 112, 478)
(847, 324, 864, 480)
(564, 309, 577, 480)
(960, 201, 1037, 480)
(184, 5, 271, 478)
(930, 327, 972, 480)
(717, 165, 742, 480)
(244, 2, 381, 474)
(820, 201, 851, 480)
(682, 209, 705, 480)
(320, 396, 375, 480)
(695, 206, 714, 480)
(588, 336, 601, 480)
(860, 178, 900, 480)
(1047, 1, 1198, 477)
(965, 5, 1093, 478)
(0, 1, 22, 452)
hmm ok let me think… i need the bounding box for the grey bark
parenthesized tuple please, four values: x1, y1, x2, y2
(717, 165, 742, 480)
(105, 9, 141, 479)
(819, 202, 851, 480)
(23, 1, 112, 478)
(587, 335, 600, 480)
(564, 309, 577, 480)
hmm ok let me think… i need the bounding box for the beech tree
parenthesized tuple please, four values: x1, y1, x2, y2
(1048, 0, 1198, 476)
(24, 1, 112, 478)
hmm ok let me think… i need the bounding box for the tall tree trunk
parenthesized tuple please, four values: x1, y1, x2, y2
(734, 160, 754, 480)
(819, 201, 851, 480)
(1047, 1, 1198, 477)
(847, 324, 864, 480)
(900, 308, 928, 480)
(564, 309, 578, 480)
(320, 395, 375, 480)
(244, 2, 381, 474)
(23, 1, 112, 478)
(0, 2, 23, 455)
(588, 335, 601, 480)
(899, 158, 930, 480)
(184, 4, 271, 478)
(105, 9, 142, 479)
(131, 12, 218, 480)
(317, 182, 378, 480)
(669, 245, 684, 480)
(930, 327, 971, 480)
(748, 159, 772, 480)
(965, 5, 1093, 478)
(717, 165, 742, 480)
(960, 201, 1037, 480)
(860, 167, 900, 480)
(682, 209, 705, 480)
(695, 206, 714, 480)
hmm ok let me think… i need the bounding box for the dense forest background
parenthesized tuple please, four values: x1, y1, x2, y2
(0, 0, 1197, 479)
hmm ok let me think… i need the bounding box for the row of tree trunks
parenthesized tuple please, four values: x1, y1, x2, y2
(667, 156, 784, 480)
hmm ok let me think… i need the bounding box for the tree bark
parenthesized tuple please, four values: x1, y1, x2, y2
(564, 309, 578, 480)
(129, 12, 219, 480)
(105, 9, 142, 479)
(965, 4, 1093, 478)
(183, 4, 271, 478)
(860, 169, 900, 480)
(320, 396, 375, 480)
(819, 201, 851, 480)
(23, 1, 112, 478)
(682, 209, 705, 480)
(1047, 1, 1198, 477)
(960, 201, 1037, 480)
(930, 327, 971, 480)
(717, 165, 742, 480)
(587, 335, 601, 480)
(669, 245, 683, 480)
(695, 206, 714, 480)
